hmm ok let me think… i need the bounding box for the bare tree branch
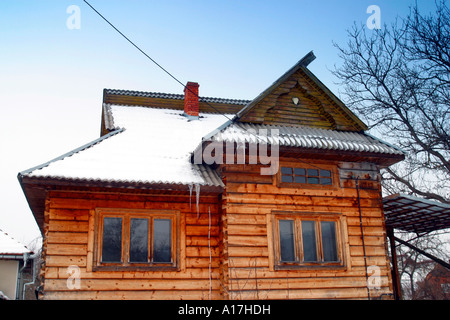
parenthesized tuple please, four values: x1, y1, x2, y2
(333, 0, 450, 203)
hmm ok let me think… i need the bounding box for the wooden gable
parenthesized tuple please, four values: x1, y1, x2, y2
(237, 52, 368, 132)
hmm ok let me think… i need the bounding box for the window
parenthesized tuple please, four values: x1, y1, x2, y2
(278, 164, 336, 188)
(94, 209, 179, 271)
(273, 213, 344, 269)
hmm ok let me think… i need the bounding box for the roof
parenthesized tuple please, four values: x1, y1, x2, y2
(204, 122, 404, 156)
(20, 105, 228, 190)
(236, 51, 368, 132)
(0, 229, 31, 257)
(102, 89, 250, 119)
(383, 194, 450, 234)
(104, 89, 251, 106)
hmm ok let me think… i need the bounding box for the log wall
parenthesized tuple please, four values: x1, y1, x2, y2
(39, 159, 394, 300)
(41, 189, 222, 300)
(219, 159, 394, 300)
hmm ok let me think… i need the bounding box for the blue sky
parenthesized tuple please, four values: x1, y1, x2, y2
(0, 0, 437, 245)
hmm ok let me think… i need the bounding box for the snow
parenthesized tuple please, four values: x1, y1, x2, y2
(209, 122, 404, 155)
(26, 106, 233, 187)
(24, 104, 402, 188)
(0, 229, 31, 255)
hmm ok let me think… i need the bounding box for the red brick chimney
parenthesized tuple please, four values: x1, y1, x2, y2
(184, 82, 200, 119)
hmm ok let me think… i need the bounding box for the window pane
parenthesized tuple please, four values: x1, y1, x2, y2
(321, 221, 338, 262)
(320, 170, 331, 177)
(307, 177, 320, 184)
(307, 169, 319, 176)
(321, 178, 332, 185)
(294, 168, 306, 176)
(279, 220, 296, 262)
(281, 167, 292, 175)
(281, 175, 293, 183)
(294, 176, 306, 183)
(153, 219, 172, 263)
(102, 217, 122, 263)
(129, 218, 149, 263)
(302, 221, 317, 262)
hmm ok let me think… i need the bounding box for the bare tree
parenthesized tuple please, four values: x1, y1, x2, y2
(333, 0, 450, 204)
(394, 232, 449, 299)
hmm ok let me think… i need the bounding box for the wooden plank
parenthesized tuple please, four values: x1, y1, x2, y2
(185, 258, 220, 268)
(223, 172, 273, 184)
(230, 287, 379, 300)
(186, 247, 220, 257)
(48, 220, 89, 232)
(230, 267, 382, 279)
(228, 247, 268, 257)
(228, 257, 269, 268)
(224, 203, 382, 216)
(43, 289, 222, 300)
(224, 193, 380, 208)
(227, 224, 267, 236)
(46, 255, 87, 268)
(49, 209, 89, 221)
(47, 231, 88, 244)
(185, 225, 219, 236)
(45, 278, 218, 291)
(229, 276, 382, 291)
(46, 243, 87, 256)
(228, 235, 268, 247)
(186, 236, 219, 247)
(47, 266, 219, 280)
(349, 246, 388, 257)
(225, 182, 378, 198)
(227, 214, 267, 225)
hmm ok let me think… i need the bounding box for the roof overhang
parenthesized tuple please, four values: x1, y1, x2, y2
(18, 174, 224, 234)
(383, 193, 450, 234)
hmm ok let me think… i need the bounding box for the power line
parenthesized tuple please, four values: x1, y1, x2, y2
(82, 0, 182, 88)
(82, 0, 234, 123)
(82, 0, 328, 171)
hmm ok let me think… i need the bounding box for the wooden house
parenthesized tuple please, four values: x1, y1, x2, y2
(18, 52, 405, 300)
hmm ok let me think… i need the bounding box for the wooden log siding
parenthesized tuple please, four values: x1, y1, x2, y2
(219, 160, 394, 300)
(41, 189, 223, 300)
(239, 69, 363, 132)
(38, 160, 393, 300)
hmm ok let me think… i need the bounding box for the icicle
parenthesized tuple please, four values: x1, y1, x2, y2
(195, 184, 200, 218)
(188, 184, 193, 209)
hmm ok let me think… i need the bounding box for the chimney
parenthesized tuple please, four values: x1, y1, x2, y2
(184, 82, 200, 119)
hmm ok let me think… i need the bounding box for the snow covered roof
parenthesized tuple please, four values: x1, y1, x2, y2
(0, 229, 31, 256)
(205, 122, 405, 156)
(20, 105, 229, 189)
(20, 103, 404, 190)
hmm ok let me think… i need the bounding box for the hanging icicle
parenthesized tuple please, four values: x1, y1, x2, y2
(195, 183, 200, 218)
(188, 184, 193, 209)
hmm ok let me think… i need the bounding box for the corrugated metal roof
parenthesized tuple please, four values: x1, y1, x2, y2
(21, 106, 228, 189)
(104, 89, 251, 106)
(21, 104, 403, 190)
(384, 194, 450, 233)
(206, 122, 405, 155)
